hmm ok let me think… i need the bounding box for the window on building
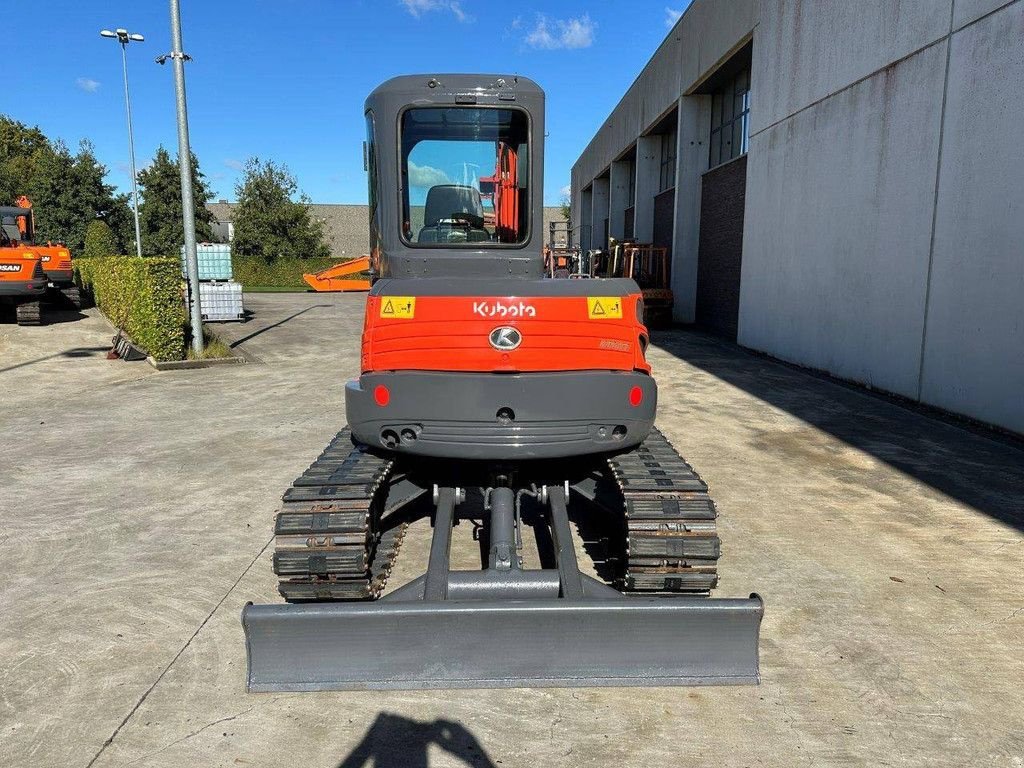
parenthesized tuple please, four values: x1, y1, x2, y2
(709, 67, 750, 168)
(659, 130, 677, 192)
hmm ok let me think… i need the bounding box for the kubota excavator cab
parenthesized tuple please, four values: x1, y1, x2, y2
(346, 75, 656, 460)
(242, 75, 762, 692)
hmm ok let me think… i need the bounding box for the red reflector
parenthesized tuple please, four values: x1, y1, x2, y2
(629, 386, 643, 407)
(373, 385, 390, 407)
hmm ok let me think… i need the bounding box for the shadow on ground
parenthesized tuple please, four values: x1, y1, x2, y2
(653, 328, 1024, 532)
(228, 304, 331, 348)
(337, 713, 496, 768)
(0, 305, 87, 325)
(0, 346, 110, 374)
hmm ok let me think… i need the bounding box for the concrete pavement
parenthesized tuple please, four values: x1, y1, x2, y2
(1, 293, 1022, 767)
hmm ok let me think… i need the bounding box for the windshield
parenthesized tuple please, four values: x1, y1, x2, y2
(1, 218, 21, 245)
(400, 107, 529, 246)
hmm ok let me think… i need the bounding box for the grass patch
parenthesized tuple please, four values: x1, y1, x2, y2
(186, 324, 236, 360)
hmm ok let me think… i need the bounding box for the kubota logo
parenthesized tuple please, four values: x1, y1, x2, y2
(489, 326, 522, 351)
(472, 300, 536, 318)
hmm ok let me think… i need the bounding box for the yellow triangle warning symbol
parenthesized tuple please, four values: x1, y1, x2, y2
(379, 296, 415, 318)
(588, 296, 622, 319)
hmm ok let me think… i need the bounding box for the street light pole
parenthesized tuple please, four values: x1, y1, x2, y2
(100, 28, 145, 259)
(159, 0, 203, 356)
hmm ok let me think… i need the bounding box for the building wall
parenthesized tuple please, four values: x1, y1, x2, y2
(570, 0, 758, 248)
(571, 0, 1024, 434)
(740, 0, 1024, 432)
(739, 36, 946, 399)
(917, 2, 1024, 431)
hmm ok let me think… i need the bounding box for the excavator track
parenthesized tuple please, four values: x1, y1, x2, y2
(273, 429, 407, 602)
(15, 300, 41, 326)
(59, 285, 85, 309)
(607, 427, 720, 594)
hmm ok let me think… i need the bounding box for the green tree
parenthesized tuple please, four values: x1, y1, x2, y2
(22, 139, 127, 255)
(103, 192, 136, 252)
(231, 158, 330, 261)
(137, 146, 214, 256)
(0, 116, 50, 203)
(83, 220, 119, 259)
(1, 116, 133, 255)
(559, 193, 571, 224)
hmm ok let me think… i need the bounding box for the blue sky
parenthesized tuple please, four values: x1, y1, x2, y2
(9, 1, 691, 206)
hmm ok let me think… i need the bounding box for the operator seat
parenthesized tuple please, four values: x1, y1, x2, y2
(417, 184, 490, 243)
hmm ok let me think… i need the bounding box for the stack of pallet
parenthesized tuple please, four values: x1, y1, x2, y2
(181, 243, 245, 322)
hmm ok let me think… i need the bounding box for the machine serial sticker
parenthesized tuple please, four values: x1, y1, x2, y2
(380, 297, 416, 318)
(587, 297, 622, 319)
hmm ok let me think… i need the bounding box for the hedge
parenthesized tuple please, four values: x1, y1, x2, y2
(231, 255, 349, 289)
(75, 256, 186, 362)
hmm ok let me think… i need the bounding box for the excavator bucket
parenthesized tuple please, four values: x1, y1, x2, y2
(303, 255, 372, 292)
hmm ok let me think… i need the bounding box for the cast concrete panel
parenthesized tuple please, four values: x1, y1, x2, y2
(608, 160, 632, 240)
(738, 43, 947, 398)
(751, 0, 952, 134)
(671, 95, 712, 322)
(954, 0, 1017, 29)
(919, 2, 1024, 433)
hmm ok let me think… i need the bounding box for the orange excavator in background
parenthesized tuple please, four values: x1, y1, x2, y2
(0, 210, 47, 325)
(302, 255, 372, 292)
(8, 196, 83, 308)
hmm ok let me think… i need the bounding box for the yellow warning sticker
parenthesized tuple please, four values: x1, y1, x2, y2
(380, 296, 416, 319)
(587, 297, 622, 319)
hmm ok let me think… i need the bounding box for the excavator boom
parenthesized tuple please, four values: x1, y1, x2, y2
(303, 255, 372, 292)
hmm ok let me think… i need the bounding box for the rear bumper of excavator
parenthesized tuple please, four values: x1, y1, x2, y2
(0, 278, 47, 296)
(345, 370, 657, 460)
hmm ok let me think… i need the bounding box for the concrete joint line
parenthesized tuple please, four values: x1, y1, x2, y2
(916, 0, 957, 401)
(84, 536, 274, 768)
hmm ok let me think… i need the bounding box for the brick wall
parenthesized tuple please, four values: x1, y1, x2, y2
(696, 155, 747, 339)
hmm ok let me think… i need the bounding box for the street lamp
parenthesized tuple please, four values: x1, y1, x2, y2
(100, 28, 145, 258)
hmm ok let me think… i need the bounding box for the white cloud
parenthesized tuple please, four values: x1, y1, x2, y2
(665, 7, 684, 28)
(408, 161, 451, 188)
(525, 14, 595, 50)
(400, 0, 471, 22)
(76, 77, 100, 93)
(559, 184, 571, 198)
(223, 158, 245, 171)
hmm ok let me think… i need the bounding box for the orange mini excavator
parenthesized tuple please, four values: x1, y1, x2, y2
(242, 75, 762, 692)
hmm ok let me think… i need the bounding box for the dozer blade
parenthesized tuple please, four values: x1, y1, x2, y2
(242, 594, 763, 691)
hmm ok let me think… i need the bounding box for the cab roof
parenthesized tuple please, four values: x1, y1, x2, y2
(367, 74, 543, 107)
